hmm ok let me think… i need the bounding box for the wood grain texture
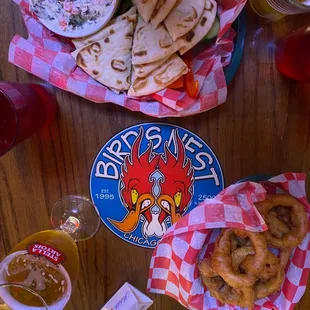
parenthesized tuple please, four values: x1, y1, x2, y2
(0, 1, 310, 309)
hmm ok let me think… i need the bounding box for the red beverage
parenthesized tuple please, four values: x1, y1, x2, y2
(0, 82, 57, 156)
(275, 25, 310, 82)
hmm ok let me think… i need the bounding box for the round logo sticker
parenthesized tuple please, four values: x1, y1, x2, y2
(90, 123, 224, 248)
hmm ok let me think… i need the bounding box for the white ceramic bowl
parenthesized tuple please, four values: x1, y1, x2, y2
(30, 0, 120, 39)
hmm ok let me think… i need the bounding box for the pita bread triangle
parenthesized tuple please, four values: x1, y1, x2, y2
(180, 0, 217, 55)
(132, 15, 185, 65)
(133, 55, 170, 78)
(128, 53, 188, 97)
(164, 0, 205, 41)
(150, 0, 178, 28)
(72, 19, 134, 91)
(136, 0, 158, 23)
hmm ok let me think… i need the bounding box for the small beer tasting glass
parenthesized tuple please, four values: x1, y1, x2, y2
(0, 196, 101, 309)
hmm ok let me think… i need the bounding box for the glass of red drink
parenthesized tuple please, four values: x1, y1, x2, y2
(275, 25, 310, 82)
(0, 82, 57, 157)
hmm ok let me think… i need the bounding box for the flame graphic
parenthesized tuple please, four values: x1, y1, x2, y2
(108, 127, 194, 237)
(108, 128, 159, 233)
(158, 130, 194, 224)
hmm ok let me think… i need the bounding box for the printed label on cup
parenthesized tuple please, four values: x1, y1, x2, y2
(27, 243, 66, 265)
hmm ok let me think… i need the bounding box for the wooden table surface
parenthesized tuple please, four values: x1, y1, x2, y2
(1, 1, 310, 309)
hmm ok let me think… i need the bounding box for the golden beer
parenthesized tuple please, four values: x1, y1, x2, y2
(10, 230, 79, 286)
(7, 254, 68, 306)
(0, 195, 100, 309)
(250, 0, 310, 19)
(250, 0, 286, 19)
(0, 230, 79, 308)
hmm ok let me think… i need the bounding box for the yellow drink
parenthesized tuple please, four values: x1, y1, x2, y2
(250, 0, 310, 19)
(10, 230, 79, 287)
(0, 230, 80, 308)
(249, 0, 286, 19)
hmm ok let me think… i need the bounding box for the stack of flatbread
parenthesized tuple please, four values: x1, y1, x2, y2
(72, 0, 218, 97)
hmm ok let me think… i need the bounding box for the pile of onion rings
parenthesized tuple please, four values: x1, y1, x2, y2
(198, 194, 308, 308)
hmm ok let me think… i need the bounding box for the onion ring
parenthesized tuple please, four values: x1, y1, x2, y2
(201, 274, 255, 308)
(201, 274, 225, 292)
(212, 229, 268, 288)
(199, 260, 255, 308)
(200, 246, 256, 276)
(279, 248, 292, 269)
(266, 213, 290, 238)
(255, 194, 308, 248)
(230, 235, 238, 252)
(230, 235, 251, 252)
(242, 250, 280, 281)
(224, 286, 255, 308)
(214, 285, 255, 308)
(255, 266, 285, 299)
(198, 258, 217, 278)
(231, 246, 255, 272)
(274, 207, 292, 228)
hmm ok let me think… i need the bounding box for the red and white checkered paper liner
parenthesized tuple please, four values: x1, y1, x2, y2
(8, 0, 246, 118)
(147, 173, 310, 310)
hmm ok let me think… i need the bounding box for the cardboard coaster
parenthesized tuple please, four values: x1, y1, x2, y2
(90, 123, 224, 248)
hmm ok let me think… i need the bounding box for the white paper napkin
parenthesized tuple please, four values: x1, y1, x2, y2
(101, 282, 153, 310)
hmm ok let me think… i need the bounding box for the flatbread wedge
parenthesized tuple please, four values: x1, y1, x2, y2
(72, 7, 137, 49)
(151, 0, 178, 28)
(72, 20, 134, 91)
(136, 0, 158, 23)
(180, 0, 217, 55)
(164, 0, 205, 41)
(128, 53, 188, 97)
(132, 15, 185, 65)
(133, 55, 169, 78)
